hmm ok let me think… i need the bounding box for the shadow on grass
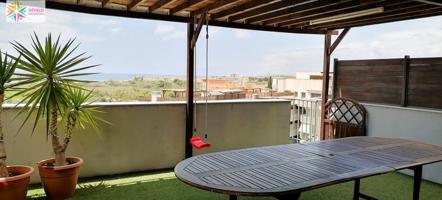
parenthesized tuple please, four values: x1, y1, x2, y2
(27, 172, 442, 200)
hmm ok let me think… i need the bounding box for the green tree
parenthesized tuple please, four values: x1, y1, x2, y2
(267, 76, 273, 90)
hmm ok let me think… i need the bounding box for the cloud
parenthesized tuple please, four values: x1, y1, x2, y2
(375, 27, 441, 56)
(333, 26, 442, 61)
(77, 18, 120, 26)
(234, 29, 251, 39)
(208, 26, 222, 37)
(257, 24, 442, 75)
(261, 48, 323, 74)
(0, 8, 124, 53)
(0, 10, 77, 52)
(154, 23, 186, 40)
(111, 27, 122, 34)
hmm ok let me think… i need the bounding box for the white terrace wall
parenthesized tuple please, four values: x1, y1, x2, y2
(364, 103, 442, 184)
(3, 100, 291, 183)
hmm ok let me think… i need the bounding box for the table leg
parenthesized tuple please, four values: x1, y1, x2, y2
(274, 192, 301, 200)
(229, 195, 237, 200)
(353, 178, 378, 200)
(411, 165, 423, 200)
(353, 178, 360, 200)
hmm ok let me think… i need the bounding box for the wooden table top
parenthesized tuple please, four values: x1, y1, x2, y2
(174, 137, 442, 196)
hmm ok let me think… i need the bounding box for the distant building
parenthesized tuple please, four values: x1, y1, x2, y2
(202, 78, 265, 91)
(203, 79, 230, 90)
(272, 72, 333, 99)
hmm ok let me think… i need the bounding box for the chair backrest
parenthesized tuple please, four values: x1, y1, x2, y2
(322, 97, 367, 140)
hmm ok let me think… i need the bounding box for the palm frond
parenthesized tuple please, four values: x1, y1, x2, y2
(63, 88, 109, 134)
(0, 50, 20, 92)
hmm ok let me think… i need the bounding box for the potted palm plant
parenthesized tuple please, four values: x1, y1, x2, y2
(0, 50, 34, 200)
(11, 33, 104, 199)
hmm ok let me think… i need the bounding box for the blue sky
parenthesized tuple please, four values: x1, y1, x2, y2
(1, 4, 441, 76)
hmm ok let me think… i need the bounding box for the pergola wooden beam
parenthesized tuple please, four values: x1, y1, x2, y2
(246, 0, 349, 24)
(312, 4, 438, 29)
(208, 18, 334, 34)
(193, 0, 238, 15)
(101, 0, 111, 7)
(263, 0, 363, 26)
(127, 0, 146, 11)
(36, 1, 330, 34)
(308, 3, 429, 28)
(414, 0, 442, 6)
(0, 0, 437, 35)
(328, 28, 350, 55)
(210, 0, 275, 20)
(191, 11, 208, 49)
(325, 8, 442, 29)
(229, 0, 308, 22)
(149, 0, 174, 12)
(270, 0, 401, 26)
(278, 0, 409, 27)
(170, 0, 204, 15)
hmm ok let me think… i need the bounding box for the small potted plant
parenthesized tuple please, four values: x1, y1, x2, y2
(0, 50, 34, 200)
(11, 33, 105, 199)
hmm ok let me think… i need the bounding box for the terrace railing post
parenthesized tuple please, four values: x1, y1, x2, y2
(332, 58, 339, 98)
(186, 22, 195, 158)
(320, 31, 332, 140)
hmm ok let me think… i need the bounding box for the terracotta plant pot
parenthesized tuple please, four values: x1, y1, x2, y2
(37, 157, 83, 200)
(0, 165, 34, 200)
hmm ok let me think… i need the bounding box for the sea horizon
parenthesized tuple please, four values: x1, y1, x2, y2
(80, 73, 277, 81)
(80, 73, 186, 81)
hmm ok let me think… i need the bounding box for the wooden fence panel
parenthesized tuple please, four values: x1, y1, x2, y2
(334, 57, 442, 110)
(334, 58, 404, 105)
(408, 58, 442, 109)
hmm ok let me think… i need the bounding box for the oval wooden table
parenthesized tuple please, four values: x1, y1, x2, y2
(175, 137, 442, 200)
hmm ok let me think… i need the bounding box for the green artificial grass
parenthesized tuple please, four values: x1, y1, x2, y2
(27, 170, 442, 200)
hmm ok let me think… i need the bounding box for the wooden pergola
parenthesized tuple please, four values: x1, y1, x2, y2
(6, 0, 441, 158)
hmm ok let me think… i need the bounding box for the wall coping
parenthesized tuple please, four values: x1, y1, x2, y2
(362, 103, 442, 114)
(3, 99, 290, 109)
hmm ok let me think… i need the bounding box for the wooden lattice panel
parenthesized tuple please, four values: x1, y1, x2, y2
(322, 98, 367, 140)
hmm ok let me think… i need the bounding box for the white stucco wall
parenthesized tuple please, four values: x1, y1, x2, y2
(2, 100, 291, 183)
(364, 103, 442, 184)
(274, 79, 323, 94)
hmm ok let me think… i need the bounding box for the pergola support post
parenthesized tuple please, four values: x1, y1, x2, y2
(185, 12, 207, 158)
(186, 22, 195, 158)
(328, 28, 350, 55)
(191, 11, 207, 49)
(320, 28, 350, 140)
(320, 31, 332, 140)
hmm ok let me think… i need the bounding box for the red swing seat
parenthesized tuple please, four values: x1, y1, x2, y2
(190, 136, 211, 149)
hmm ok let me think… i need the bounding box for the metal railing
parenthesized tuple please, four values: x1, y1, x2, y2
(289, 98, 321, 143)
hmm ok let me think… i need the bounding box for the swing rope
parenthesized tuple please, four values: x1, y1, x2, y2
(193, 15, 198, 135)
(204, 13, 209, 139)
